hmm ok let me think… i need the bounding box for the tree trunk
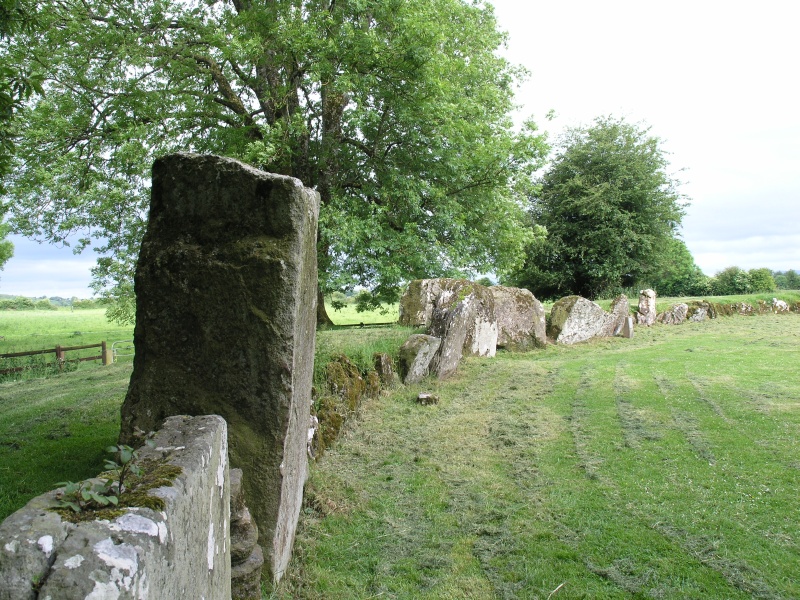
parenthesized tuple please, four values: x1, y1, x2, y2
(317, 286, 335, 328)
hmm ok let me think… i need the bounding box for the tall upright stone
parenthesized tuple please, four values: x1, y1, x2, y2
(636, 289, 657, 326)
(119, 153, 319, 583)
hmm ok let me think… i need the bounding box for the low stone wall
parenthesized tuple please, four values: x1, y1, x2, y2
(0, 415, 232, 600)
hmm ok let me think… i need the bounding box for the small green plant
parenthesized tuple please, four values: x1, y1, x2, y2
(54, 479, 119, 513)
(54, 439, 154, 513)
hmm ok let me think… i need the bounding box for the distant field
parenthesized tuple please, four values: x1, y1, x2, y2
(325, 301, 399, 326)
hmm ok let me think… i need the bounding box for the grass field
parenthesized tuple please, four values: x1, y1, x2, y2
(277, 314, 800, 599)
(1, 303, 799, 598)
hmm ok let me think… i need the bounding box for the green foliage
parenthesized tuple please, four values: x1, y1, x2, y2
(507, 116, 686, 300)
(711, 266, 751, 295)
(3, 0, 548, 324)
(747, 268, 776, 293)
(54, 479, 119, 513)
(774, 269, 800, 290)
(0, 295, 33, 310)
(646, 238, 710, 297)
(0, 219, 12, 272)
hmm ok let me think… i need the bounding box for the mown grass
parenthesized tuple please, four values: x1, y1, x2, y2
(2, 304, 799, 598)
(0, 363, 131, 520)
(277, 314, 800, 599)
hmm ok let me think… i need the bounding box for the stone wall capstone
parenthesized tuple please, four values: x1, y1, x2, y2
(0, 415, 230, 600)
(118, 153, 319, 582)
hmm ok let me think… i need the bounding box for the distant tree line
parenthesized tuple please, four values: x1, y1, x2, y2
(0, 296, 102, 310)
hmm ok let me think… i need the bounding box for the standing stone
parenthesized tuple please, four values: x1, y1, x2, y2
(636, 289, 657, 326)
(600, 294, 631, 337)
(490, 286, 547, 350)
(428, 280, 497, 378)
(398, 334, 441, 384)
(373, 352, 398, 386)
(658, 303, 689, 325)
(621, 316, 634, 338)
(118, 153, 319, 583)
(547, 296, 609, 345)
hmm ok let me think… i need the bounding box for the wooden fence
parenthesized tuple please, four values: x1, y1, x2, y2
(0, 342, 113, 375)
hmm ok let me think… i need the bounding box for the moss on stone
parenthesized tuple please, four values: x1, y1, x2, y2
(51, 458, 182, 524)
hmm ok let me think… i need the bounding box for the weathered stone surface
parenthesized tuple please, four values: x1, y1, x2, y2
(658, 303, 689, 325)
(231, 545, 264, 600)
(636, 289, 657, 326)
(547, 296, 610, 345)
(772, 298, 790, 313)
(425, 281, 497, 378)
(231, 507, 259, 564)
(416, 393, 439, 405)
(600, 295, 631, 337)
(490, 286, 547, 350)
(326, 355, 367, 411)
(0, 415, 230, 600)
(374, 352, 398, 386)
(399, 279, 443, 327)
(118, 153, 319, 582)
(621, 316, 634, 338)
(687, 301, 712, 322)
(398, 334, 441, 384)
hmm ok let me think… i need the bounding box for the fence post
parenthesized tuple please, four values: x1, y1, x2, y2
(55, 345, 65, 371)
(102, 341, 113, 366)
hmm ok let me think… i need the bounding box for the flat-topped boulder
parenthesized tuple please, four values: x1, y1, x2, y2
(490, 286, 547, 350)
(547, 296, 610, 345)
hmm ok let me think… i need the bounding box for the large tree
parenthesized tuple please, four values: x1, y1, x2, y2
(2, 0, 546, 322)
(507, 116, 687, 299)
(1, 0, 40, 274)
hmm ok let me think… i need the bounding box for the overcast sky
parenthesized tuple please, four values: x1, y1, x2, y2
(2, 0, 799, 298)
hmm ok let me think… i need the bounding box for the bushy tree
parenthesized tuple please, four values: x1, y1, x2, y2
(711, 266, 751, 295)
(2, 0, 547, 323)
(1, 0, 40, 275)
(507, 116, 686, 299)
(647, 238, 709, 297)
(774, 269, 800, 290)
(747, 268, 776, 293)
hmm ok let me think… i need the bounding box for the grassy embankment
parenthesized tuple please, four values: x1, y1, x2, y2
(2, 300, 799, 599)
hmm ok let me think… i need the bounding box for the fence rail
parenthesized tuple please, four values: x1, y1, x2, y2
(0, 341, 113, 375)
(334, 321, 397, 329)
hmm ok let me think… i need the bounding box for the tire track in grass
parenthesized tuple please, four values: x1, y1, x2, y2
(613, 363, 663, 449)
(653, 372, 717, 465)
(567, 364, 607, 482)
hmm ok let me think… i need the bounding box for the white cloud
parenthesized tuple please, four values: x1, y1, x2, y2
(1, 236, 96, 298)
